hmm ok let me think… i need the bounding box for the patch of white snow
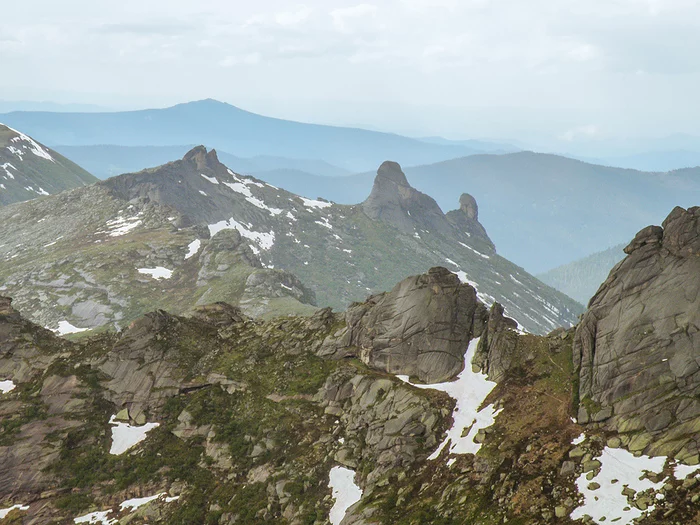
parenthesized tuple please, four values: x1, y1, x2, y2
(0, 380, 17, 394)
(300, 196, 332, 209)
(0, 504, 30, 519)
(55, 321, 90, 336)
(200, 174, 219, 184)
(137, 267, 173, 280)
(184, 240, 201, 260)
(109, 415, 160, 455)
(328, 466, 363, 525)
(570, 447, 666, 524)
(397, 338, 500, 458)
(208, 219, 275, 251)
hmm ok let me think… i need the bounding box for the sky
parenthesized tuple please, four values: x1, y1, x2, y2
(2, 0, 700, 150)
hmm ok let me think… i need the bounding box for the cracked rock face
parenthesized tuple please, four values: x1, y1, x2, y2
(574, 206, 700, 461)
(321, 266, 488, 383)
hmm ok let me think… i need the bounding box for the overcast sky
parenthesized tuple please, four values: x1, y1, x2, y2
(2, 0, 700, 147)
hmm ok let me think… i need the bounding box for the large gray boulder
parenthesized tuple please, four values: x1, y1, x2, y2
(573, 206, 700, 461)
(320, 267, 488, 383)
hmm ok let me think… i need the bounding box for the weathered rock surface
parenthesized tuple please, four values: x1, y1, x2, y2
(0, 297, 82, 505)
(362, 161, 455, 237)
(574, 206, 700, 460)
(320, 266, 488, 383)
(473, 302, 520, 382)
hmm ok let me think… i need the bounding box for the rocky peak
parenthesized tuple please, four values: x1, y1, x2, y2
(574, 206, 700, 462)
(459, 193, 479, 220)
(183, 145, 222, 171)
(362, 161, 456, 237)
(446, 195, 496, 253)
(376, 160, 410, 187)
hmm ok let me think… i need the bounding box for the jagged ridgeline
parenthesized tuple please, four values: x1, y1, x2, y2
(0, 146, 580, 334)
(1, 252, 698, 524)
(0, 124, 97, 206)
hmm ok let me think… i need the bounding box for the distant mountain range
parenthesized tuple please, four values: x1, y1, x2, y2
(52, 144, 353, 180)
(4, 100, 699, 276)
(0, 124, 96, 206)
(579, 150, 700, 172)
(0, 99, 496, 173)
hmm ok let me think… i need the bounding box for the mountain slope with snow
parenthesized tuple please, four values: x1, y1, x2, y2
(0, 124, 96, 206)
(0, 147, 580, 333)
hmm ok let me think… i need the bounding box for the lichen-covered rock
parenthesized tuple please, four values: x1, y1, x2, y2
(574, 206, 700, 461)
(320, 267, 488, 383)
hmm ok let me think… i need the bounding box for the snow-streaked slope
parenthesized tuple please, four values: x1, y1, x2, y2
(398, 338, 500, 458)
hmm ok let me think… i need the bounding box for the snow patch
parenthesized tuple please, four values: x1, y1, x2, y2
(185, 239, 201, 260)
(315, 217, 333, 229)
(397, 338, 500, 458)
(459, 241, 490, 259)
(55, 321, 90, 336)
(199, 190, 208, 196)
(208, 219, 275, 251)
(570, 447, 666, 524)
(300, 196, 332, 209)
(222, 181, 283, 215)
(74, 510, 116, 524)
(109, 415, 160, 455)
(103, 212, 143, 237)
(674, 462, 700, 479)
(4, 125, 55, 162)
(138, 267, 173, 280)
(0, 504, 30, 519)
(74, 493, 178, 524)
(0, 380, 16, 394)
(1, 162, 16, 179)
(328, 466, 362, 525)
(200, 173, 219, 184)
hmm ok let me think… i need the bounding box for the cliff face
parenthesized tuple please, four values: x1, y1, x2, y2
(320, 267, 489, 383)
(2, 259, 700, 524)
(362, 161, 495, 253)
(574, 206, 700, 462)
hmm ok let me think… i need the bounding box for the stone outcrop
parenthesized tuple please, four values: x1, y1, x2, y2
(362, 161, 459, 237)
(473, 303, 520, 382)
(0, 297, 83, 504)
(574, 206, 700, 461)
(320, 267, 488, 383)
(445, 193, 496, 254)
(317, 370, 446, 482)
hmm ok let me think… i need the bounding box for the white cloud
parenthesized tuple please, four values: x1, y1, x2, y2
(330, 4, 378, 32)
(569, 43, 599, 62)
(275, 5, 313, 26)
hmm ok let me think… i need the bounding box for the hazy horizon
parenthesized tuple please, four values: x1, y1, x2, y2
(3, 1, 700, 155)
